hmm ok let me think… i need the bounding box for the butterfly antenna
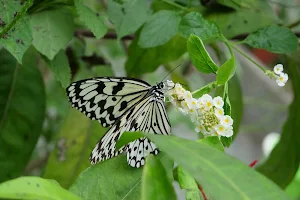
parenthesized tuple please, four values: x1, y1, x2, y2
(161, 63, 182, 81)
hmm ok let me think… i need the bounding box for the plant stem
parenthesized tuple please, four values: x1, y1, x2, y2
(161, 0, 188, 11)
(230, 44, 266, 73)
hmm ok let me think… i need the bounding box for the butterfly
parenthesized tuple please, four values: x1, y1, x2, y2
(66, 77, 174, 168)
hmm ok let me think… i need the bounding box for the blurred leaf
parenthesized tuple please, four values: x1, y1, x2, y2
(144, 133, 290, 199)
(0, 0, 32, 64)
(242, 25, 298, 54)
(257, 60, 300, 188)
(192, 81, 217, 98)
(216, 57, 235, 85)
(108, 0, 151, 39)
(139, 10, 181, 48)
(187, 34, 218, 74)
(30, 9, 75, 60)
(0, 176, 81, 200)
(177, 166, 202, 200)
(43, 109, 106, 188)
(75, 0, 107, 39)
(142, 155, 176, 200)
(215, 0, 264, 9)
(228, 75, 243, 139)
(179, 12, 220, 41)
(47, 50, 71, 88)
(126, 35, 186, 77)
(69, 155, 142, 200)
(205, 1, 277, 39)
(198, 136, 224, 151)
(0, 48, 45, 182)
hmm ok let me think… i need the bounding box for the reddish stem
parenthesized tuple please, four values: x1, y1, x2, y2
(198, 184, 208, 200)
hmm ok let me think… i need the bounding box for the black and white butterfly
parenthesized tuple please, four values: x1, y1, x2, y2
(66, 77, 174, 168)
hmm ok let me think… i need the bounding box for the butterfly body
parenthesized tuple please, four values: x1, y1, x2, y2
(67, 77, 173, 168)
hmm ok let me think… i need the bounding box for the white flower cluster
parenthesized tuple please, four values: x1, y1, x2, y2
(166, 83, 233, 138)
(273, 64, 288, 87)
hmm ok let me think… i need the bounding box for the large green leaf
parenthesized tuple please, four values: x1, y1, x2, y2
(205, 1, 277, 39)
(257, 61, 300, 188)
(187, 34, 218, 74)
(107, 0, 151, 39)
(69, 155, 142, 200)
(144, 134, 290, 199)
(0, 48, 45, 182)
(242, 25, 298, 54)
(75, 0, 107, 39)
(43, 109, 106, 188)
(30, 9, 75, 60)
(179, 12, 220, 41)
(139, 10, 181, 48)
(142, 155, 176, 200)
(0, 176, 81, 200)
(126, 35, 186, 77)
(47, 50, 71, 88)
(0, 1, 32, 64)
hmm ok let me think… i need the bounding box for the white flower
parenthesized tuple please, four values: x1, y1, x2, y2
(214, 108, 224, 118)
(273, 64, 283, 75)
(224, 126, 233, 137)
(189, 98, 199, 109)
(195, 123, 206, 133)
(201, 94, 213, 102)
(213, 96, 224, 109)
(214, 124, 226, 136)
(181, 101, 190, 112)
(276, 73, 288, 87)
(220, 115, 233, 127)
(184, 91, 193, 102)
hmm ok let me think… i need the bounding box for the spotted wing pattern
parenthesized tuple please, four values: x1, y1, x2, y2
(89, 92, 171, 168)
(66, 77, 151, 127)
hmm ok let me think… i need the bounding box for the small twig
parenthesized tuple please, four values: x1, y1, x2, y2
(74, 30, 134, 40)
(198, 184, 208, 200)
(287, 19, 300, 29)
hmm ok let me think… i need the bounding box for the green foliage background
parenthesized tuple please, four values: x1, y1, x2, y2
(0, 0, 300, 199)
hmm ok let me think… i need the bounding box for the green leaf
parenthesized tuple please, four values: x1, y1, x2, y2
(205, 1, 277, 39)
(242, 25, 298, 54)
(0, 176, 81, 200)
(228, 75, 243, 139)
(187, 34, 218, 74)
(75, 0, 107, 39)
(47, 50, 71, 88)
(179, 12, 220, 41)
(69, 155, 142, 200)
(177, 166, 202, 200)
(116, 131, 144, 151)
(108, 0, 151, 39)
(30, 9, 75, 60)
(257, 60, 300, 188)
(0, 48, 45, 182)
(192, 82, 217, 98)
(139, 10, 181, 48)
(43, 109, 106, 188)
(0, 0, 32, 64)
(126, 35, 186, 77)
(198, 136, 224, 152)
(143, 134, 290, 199)
(216, 57, 235, 85)
(142, 155, 176, 200)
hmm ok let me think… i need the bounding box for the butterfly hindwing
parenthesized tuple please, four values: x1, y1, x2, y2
(67, 77, 151, 127)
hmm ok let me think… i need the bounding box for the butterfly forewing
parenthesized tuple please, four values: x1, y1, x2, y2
(67, 77, 151, 127)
